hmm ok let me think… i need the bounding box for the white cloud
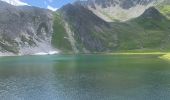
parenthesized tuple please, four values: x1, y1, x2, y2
(1, 0, 29, 6)
(47, 5, 58, 11)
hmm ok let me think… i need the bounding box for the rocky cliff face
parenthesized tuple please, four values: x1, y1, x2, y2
(0, 1, 55, 55)
(75, 0, 161, 21)
(77, 0, 156, 8)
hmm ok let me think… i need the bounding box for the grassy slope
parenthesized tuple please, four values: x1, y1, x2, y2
(159, 5, 170, 18)
(52, 12, 170, 53)
(159, 53, 170, 60)
(157, 5, 170, 19)
(109, 8, 170, 52)
(51, 13, 72, 52)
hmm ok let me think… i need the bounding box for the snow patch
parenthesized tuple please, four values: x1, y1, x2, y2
(19, 41, 59, 56)
(0, 52, 15, 56)
(34, 51, 59, 55)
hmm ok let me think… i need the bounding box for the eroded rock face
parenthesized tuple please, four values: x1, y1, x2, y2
(0, 1, 54, 54)
(77, 0, 157, 9)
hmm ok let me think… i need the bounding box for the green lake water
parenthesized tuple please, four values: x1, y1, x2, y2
(0, 54, 170, 100)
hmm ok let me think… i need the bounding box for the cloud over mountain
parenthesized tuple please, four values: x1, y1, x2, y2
(47, 5, 58, 11)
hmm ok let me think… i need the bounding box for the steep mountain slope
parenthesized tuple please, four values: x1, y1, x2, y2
(53, 4, 118, 53)
(51, 13, 73, 53)
(0, 1, 55, 55)
(75, 0, 160, 22)
(53, 4, 170, 53)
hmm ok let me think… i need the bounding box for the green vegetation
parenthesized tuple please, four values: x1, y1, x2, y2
(0, 43, 18, 54)
(110, 7, 170, 52)
(51, 6, 170, 54)
(52, 13, 72, 52)
(156, 0, 170, 19)
(159, 53, 170, 60)
(0, 38, 19, 54)
(157, 5, 170, 19)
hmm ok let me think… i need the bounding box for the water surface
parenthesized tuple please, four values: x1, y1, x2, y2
(0, 54, 170, 100)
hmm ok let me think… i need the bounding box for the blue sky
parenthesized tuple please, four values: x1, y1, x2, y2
(22, 0, 76, 9)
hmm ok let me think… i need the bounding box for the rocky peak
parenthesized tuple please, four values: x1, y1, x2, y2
(140, 7, 165, 20)
(59, 3, 113, 52)
(60, 3, 108, 25)
(75, 0, 160, 22)
(76, 0, 158, 9)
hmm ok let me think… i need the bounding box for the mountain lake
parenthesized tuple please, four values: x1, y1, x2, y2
(0, 54, 170, 100)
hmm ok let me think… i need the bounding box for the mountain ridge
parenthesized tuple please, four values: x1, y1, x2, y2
(52, 3, 170, 53)
(0, 0, 170, 55)
(75, 0, 161, 21)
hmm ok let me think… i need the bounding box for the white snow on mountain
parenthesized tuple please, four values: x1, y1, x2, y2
(1, 0, 28, 6)
(0, 0, 58, 11)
